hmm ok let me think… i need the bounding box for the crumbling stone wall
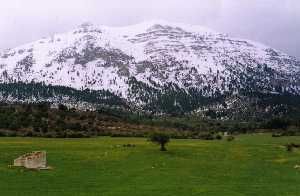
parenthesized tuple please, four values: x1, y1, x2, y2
(14, 151, 47, 169)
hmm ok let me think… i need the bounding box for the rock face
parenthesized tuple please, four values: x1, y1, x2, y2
(13, 151, 47, 169)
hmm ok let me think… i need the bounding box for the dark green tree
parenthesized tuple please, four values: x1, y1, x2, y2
(150, 132, 170, 151)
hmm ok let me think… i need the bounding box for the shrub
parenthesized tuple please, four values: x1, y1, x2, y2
(285, 126, 300, 136)
(285, 143, 300, 152)
(272, 126, 300, 137)
(6, 131, 17, 137)
(215, 134, 223, 140)
(23, 131, 34, 137)
(201, 133, 215, 140)
(66, 131, 91, 138)
(265, 118, 290, 130)
(149, 132, 170, 151)
(291, 143, 300, 148)
(286, 144, 294, 152)
(58, 104, 68, 111)
(122, 144, 136, 148)
(0, 131, 6, 137)
(44, 132, 57, 138)
(227, 135, 235, 142)
(33, 126, 40, 133)
(272, 133, 282, 137)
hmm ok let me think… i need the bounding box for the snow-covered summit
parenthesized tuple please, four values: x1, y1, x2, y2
(0, 20, 299, 99)
(108, 20, 217, 34)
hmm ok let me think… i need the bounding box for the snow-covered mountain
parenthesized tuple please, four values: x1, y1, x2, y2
(1, 20, 300, 101)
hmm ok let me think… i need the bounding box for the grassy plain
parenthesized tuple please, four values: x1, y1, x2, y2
(0, 134, 300, 196)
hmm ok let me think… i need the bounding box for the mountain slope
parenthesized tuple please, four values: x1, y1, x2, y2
(0, 20, 300, 116)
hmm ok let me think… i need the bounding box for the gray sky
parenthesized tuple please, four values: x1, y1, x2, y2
(1, 0, 299, 59)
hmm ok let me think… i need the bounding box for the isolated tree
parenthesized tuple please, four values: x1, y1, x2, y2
(150, 132, 170, 151)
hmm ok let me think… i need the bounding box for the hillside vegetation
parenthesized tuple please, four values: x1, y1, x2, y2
(0, 103, 299, 138)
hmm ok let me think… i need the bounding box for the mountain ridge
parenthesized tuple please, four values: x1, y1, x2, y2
(0, 21, 300, 116)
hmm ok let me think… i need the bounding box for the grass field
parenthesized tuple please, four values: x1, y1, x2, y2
(0, 134, 300, 196)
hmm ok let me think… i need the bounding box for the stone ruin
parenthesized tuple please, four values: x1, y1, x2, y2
(13, 151, 50, 170)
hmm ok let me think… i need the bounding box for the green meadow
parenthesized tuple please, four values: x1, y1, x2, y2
(0, 134, 300, 196)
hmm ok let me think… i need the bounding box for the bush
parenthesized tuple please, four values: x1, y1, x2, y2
(201, 133, 215, 140)
(66, 131, 91, 138)
(285, 126, 300, 136)
(33, 126, 40, 133)
(286, 144, 294, 152)
(0, 131, 6, 137)
(44, 132, 57, 138)
(58, 104, 68, 111)
(149, 132, 170, 151)
(272, 126, 300, 137)
(23, 131, 34, 137)
(285, 143, 299, 152)
(6, 131, 17, 137)
(265, 118, 290, 130)
(122, 144, 136, 148)
(272, 132, 282, 137)
(215, 134, 223, 140)
(227, 135, 235, 142)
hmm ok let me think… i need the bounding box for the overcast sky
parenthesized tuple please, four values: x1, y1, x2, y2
(0, 0, 299, 58)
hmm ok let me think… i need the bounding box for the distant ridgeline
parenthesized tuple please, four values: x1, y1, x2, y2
(0, 82, 300, 120)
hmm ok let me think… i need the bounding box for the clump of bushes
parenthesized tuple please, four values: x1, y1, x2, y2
(226, 135, 235, 142)
(0, 130, 20, 137)
(264, 118, 291, 130)
(284, 126, 300, 136)
(285, 143, 300, 152)
(0, 130, 8, 137)
(272, 126, 300, 137)
(65, 131, 91, 138)
(272, 132, 283, 137)
(198, 133, 215, 140)
(122, 144, 136, 148)
(215, 134, 223, 140)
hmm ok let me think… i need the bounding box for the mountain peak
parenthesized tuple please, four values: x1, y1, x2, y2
(78, 22, 94, 29)
(0, 20, 299, 98)
(110, 20, 217, 35)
